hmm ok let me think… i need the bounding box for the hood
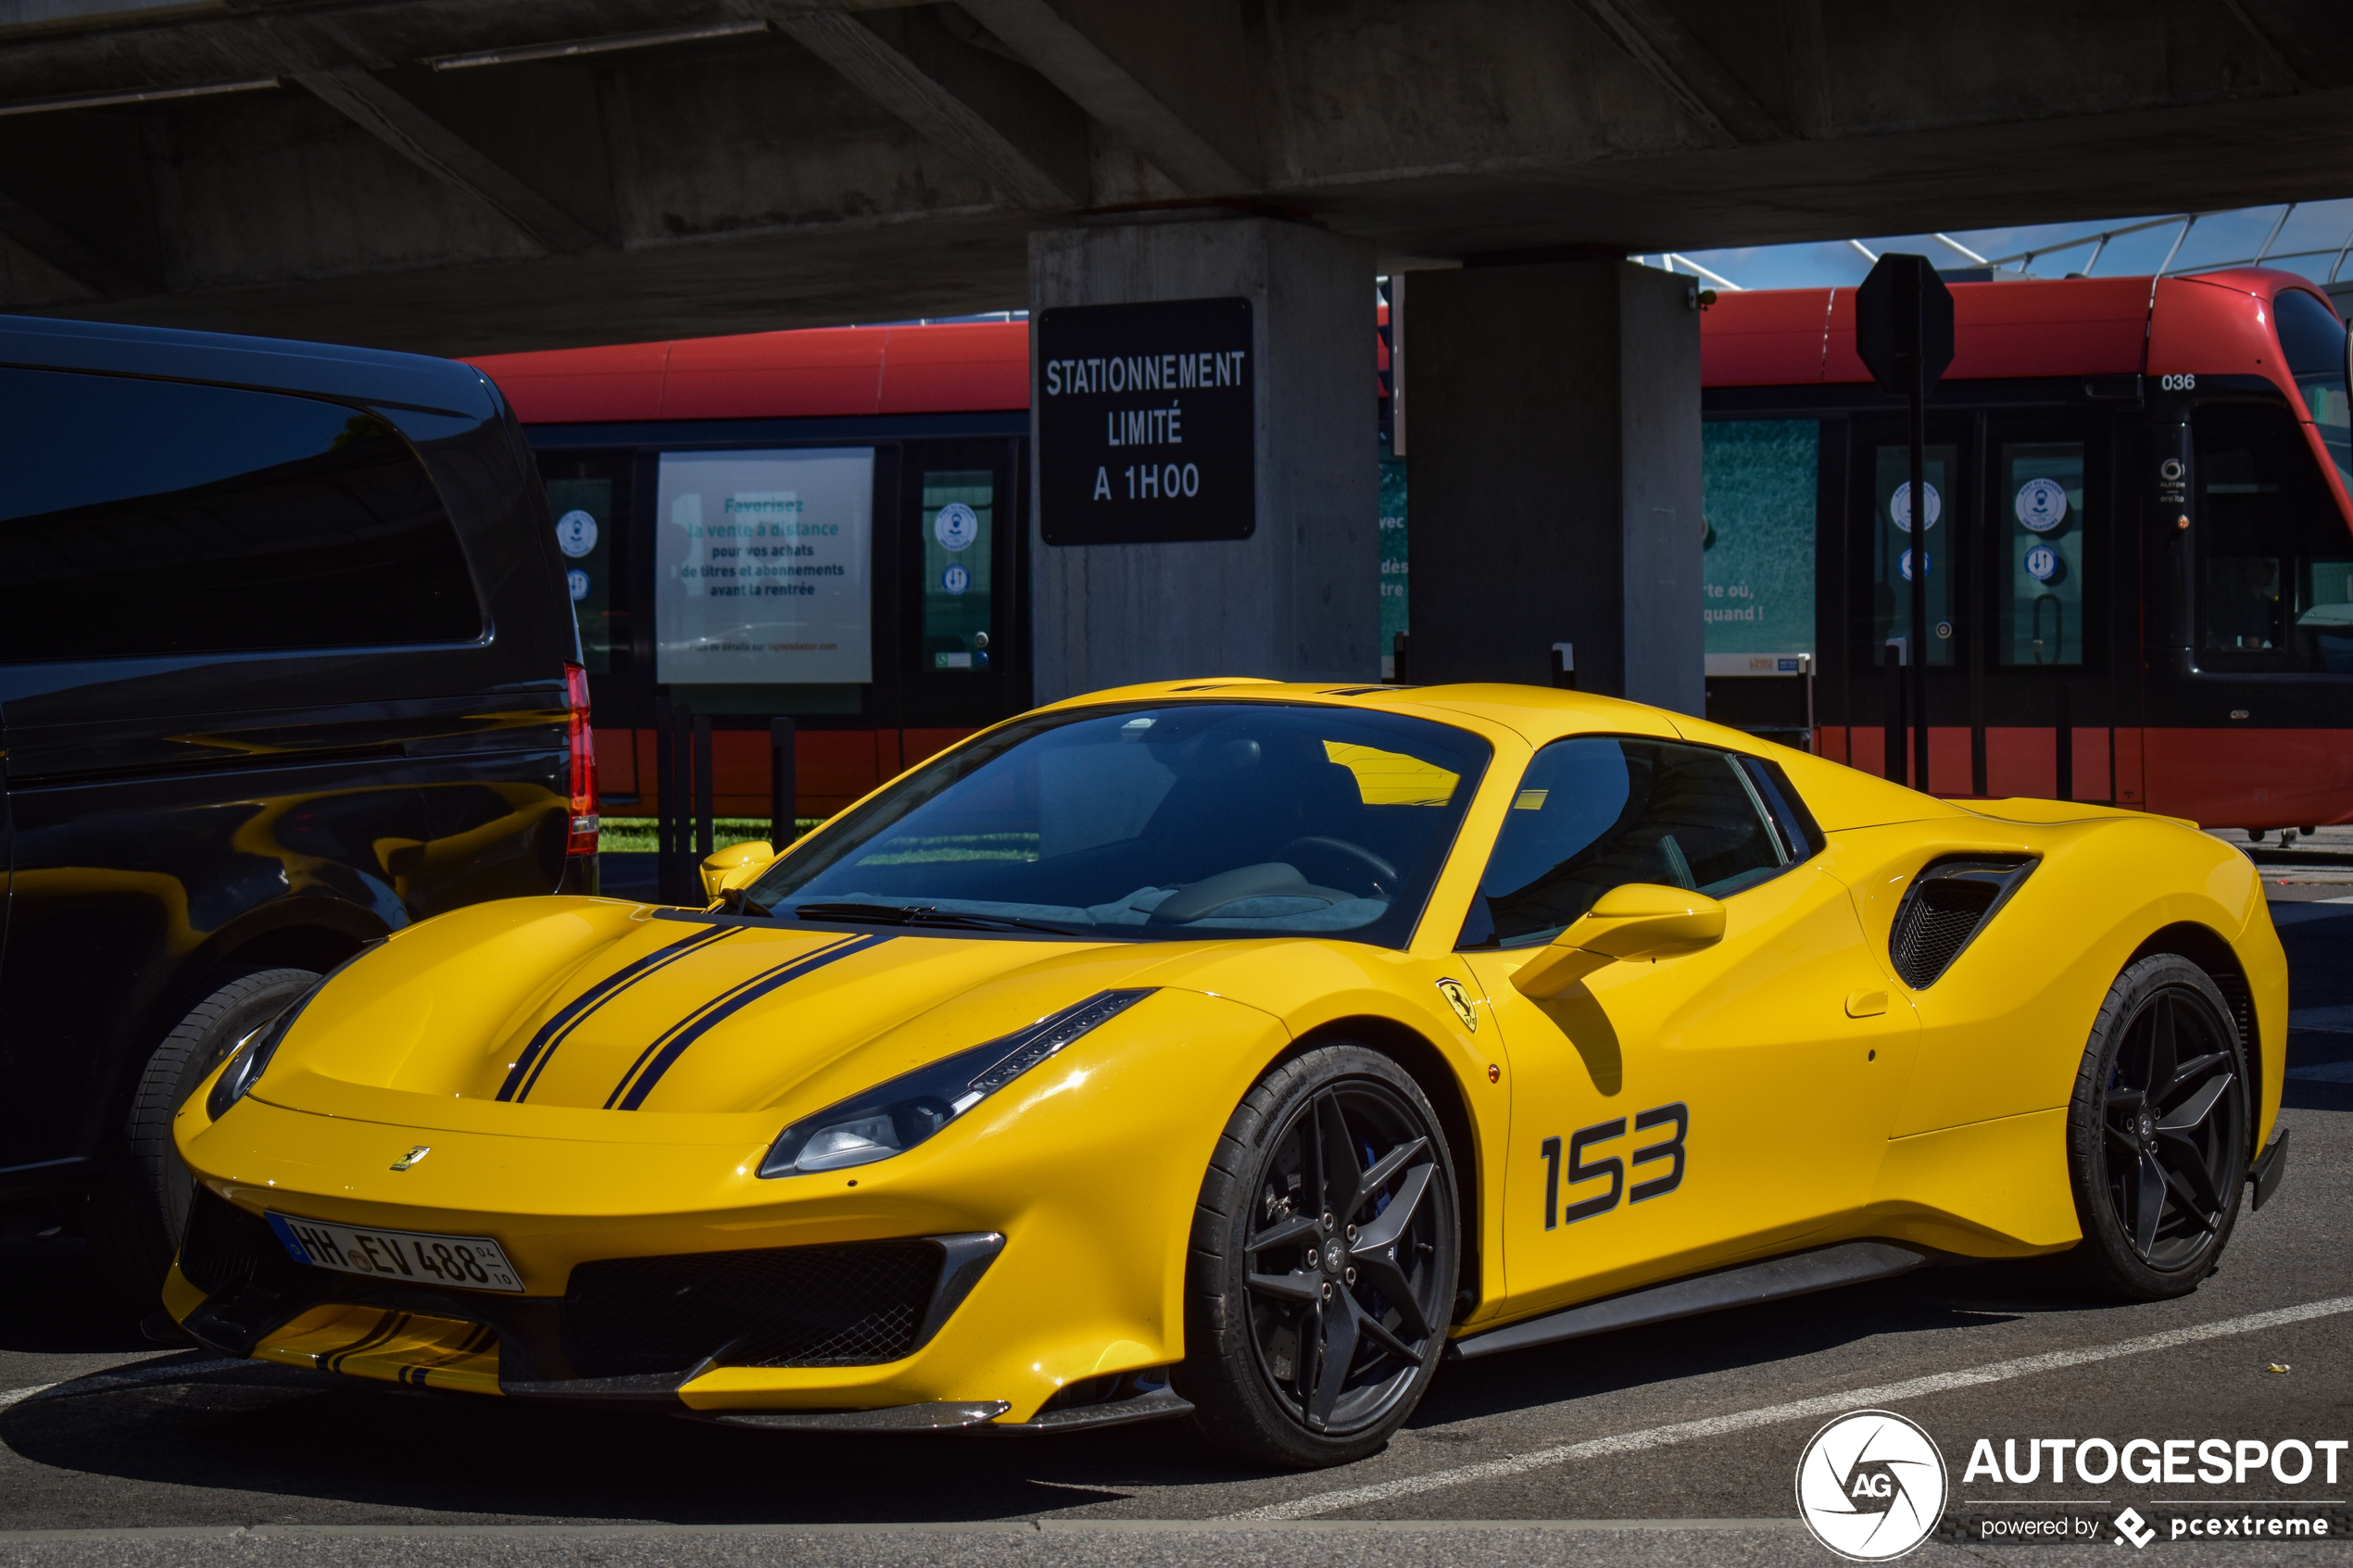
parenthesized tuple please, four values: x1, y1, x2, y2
(253, 899, 1212, 1134)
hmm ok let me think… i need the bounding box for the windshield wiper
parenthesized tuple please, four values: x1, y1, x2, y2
(793, 902, 1080, 936)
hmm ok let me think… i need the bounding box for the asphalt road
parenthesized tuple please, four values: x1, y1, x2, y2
(4, 873, 2347, 1567)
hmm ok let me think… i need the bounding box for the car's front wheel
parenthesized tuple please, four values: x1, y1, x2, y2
(1181, 1044, 1460, 1467)
(2062, 953, 2250, 1300)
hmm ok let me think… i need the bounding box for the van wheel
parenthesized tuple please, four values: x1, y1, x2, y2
(1180, 1044, 1459, 1468)
(2062, 954, 2249, 1301)
(85, 967, 320, 1308)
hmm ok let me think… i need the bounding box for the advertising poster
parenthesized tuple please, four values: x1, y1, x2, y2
(653, 447, 874, 684)
(1701, 420, 1818, 667)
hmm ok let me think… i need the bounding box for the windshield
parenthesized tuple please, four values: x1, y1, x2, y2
(2275, 287, 2352, 501)
(743, 702, 1490, 946)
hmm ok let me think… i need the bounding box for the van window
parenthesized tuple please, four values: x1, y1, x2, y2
(2194, 402, 2353, 672)
(0, 368, 481, 662)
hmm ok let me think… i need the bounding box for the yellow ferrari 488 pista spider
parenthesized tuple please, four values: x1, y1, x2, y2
(169, 681, 2289, 1466)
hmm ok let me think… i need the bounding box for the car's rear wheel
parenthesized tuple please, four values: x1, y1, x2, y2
(86, 966, 320, 1308)
(1181, 1044, 1459, 1467)
(2062, 954, 2249, 1300)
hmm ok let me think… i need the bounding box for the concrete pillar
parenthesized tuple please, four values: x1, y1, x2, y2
(1028, 217, 1377, 702)
(1404, 259, 1704, 713)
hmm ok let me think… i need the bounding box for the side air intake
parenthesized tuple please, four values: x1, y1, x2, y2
(1888, 857, 2036, 988)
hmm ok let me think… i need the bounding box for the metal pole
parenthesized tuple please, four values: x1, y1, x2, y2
(653, 696, 676, 892)
(1883, 638, 1906, 783)
(692, 713, 714, 859)
(769, 717, 797, 847)
(1908, 278, 1931, 793)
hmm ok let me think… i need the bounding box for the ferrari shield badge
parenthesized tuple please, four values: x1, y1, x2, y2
(390, 1146, 432, 1172)
(1435, 978, 1478, 1033)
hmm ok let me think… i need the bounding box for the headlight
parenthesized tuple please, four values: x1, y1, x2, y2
(204, 945, 377, 1121)
(760, 989, 1153, 1179)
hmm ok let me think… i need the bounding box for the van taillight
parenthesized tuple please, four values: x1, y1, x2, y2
(564, 662, 599, 857)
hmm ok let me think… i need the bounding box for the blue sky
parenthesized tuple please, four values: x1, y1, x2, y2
(1649, 199, 2353, 293)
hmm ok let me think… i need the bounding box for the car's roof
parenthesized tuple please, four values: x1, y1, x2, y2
(0, 313, 498, 419)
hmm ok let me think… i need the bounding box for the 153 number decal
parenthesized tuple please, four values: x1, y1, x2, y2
(1538, 1102, 1688, 1228)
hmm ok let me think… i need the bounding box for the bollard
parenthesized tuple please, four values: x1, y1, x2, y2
(1550, 642, 1576, 692)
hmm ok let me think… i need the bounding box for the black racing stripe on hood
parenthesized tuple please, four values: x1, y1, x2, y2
(607, 934, 893, 1112)
(498, 923, 738, 1103)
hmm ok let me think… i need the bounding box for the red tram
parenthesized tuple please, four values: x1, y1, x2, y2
(469, 266, 2351, 832)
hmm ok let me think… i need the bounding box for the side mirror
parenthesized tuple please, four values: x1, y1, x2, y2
(1511, 883, 1727, 1000)
(699, 840, 774, 903)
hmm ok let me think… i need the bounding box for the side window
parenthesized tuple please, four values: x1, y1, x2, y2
(2194, 403, 2353, 672)
(1458, 737, 1791, 950)
(0, 367, 480, 662)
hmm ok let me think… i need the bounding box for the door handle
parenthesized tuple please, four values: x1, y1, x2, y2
(1845, 989, 1890, 1018)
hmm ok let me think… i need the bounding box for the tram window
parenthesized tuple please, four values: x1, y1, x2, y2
(2275, 289, 2351, 499)
(920, 469, 994, 672)
(1871, 445, 1958, 665)
(547, 475, 615, 673)
(1997, 442, 2085, 667)
(2195, 404, 2353, 672)
(0, 367, 480, 662)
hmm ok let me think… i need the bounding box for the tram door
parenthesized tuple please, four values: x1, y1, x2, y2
(1844, 405, 2116, 802)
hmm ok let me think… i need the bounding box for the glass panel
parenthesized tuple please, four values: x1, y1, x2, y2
(546, 476, 613, 674)
(1996, 442, 2085, 667)
(0, 367, 479, 662)
(1458, 737, 1785, 950)
(2195, 405, 2353, 671)
(1702, 420, 1818, 659)
(652, 447, 875, 684)
(1871, 445, 1957, 665)
(2274, 289, 2352, 499)
(919, 469, 994, 672)
(744, 702, 1490, 949)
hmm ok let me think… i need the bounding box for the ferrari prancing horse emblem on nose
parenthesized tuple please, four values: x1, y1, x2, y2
(1436, 978, 1478, 1033)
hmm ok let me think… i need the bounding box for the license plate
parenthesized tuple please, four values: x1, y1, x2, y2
(265, 1211, 524, 1293)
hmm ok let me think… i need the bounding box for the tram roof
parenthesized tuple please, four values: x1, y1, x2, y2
(467, 268, 2335, 426)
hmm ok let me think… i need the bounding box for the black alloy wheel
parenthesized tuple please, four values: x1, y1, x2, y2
(2064, 954, 2249, 1299)
(1183, 1045, 1459, 1467)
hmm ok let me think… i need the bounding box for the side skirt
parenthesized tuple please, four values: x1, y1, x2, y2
(1446, 1240, 1934, 1361)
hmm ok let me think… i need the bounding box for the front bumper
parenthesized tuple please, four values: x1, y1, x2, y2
(170, 1185, 1010, 1405)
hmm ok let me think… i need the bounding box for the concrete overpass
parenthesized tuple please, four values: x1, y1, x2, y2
(2, 0, 2348, 351)
(6, 0, 2351, 707)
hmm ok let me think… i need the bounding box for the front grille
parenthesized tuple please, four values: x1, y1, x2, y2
(179, 1186, 309, 1298)
(563, 1240, 942, 1379)
(1889, 857, 2035, 988)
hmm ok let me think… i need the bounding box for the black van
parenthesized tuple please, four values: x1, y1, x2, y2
(0, 315, 598, 1303)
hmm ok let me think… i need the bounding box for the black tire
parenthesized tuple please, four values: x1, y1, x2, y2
(85, 966, 320, 1307)
(2062, 954, 2250, 1301)
(1180, 1044, 1459, 1468)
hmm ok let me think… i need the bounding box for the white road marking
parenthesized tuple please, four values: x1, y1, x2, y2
(0, 1383, 57, 1411)
(1228, 1295, 2353, 1521)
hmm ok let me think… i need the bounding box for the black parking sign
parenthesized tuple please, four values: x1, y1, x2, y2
(1036, 296, 1254, 544)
